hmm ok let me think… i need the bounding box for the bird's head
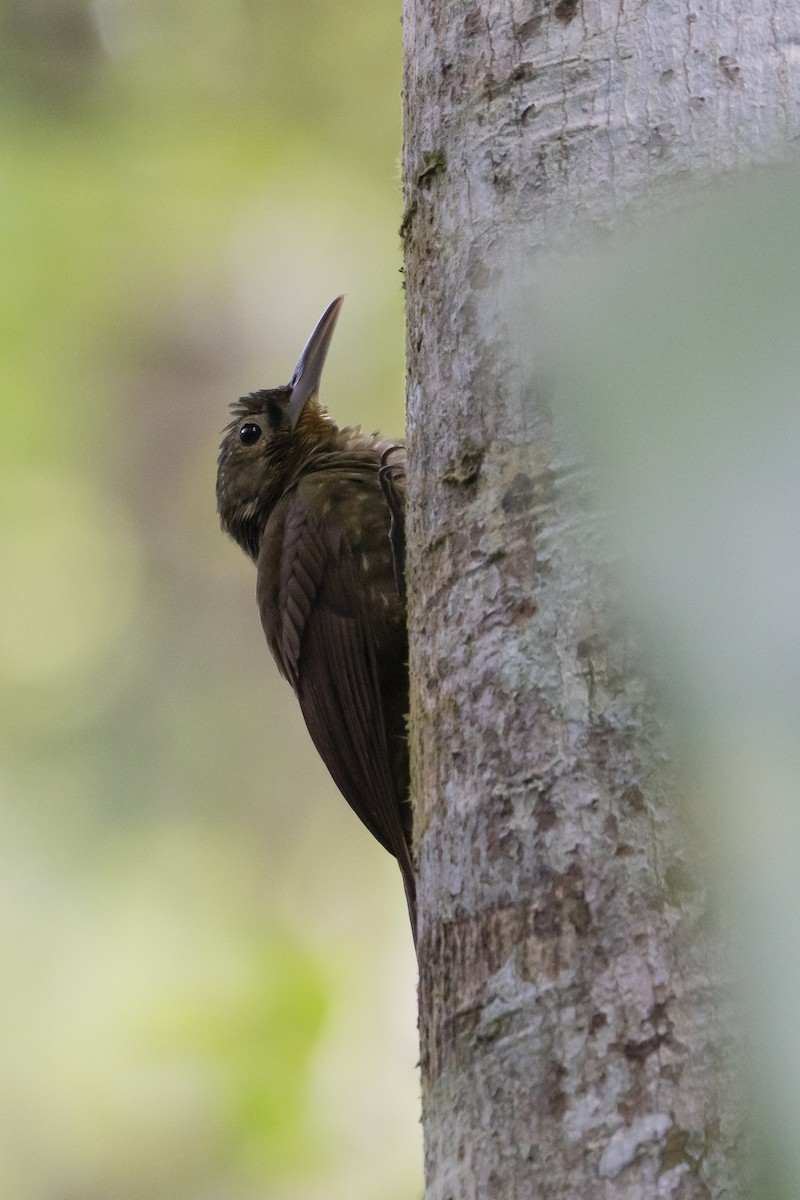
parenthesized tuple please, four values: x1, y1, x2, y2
(216, 296, 344, 559)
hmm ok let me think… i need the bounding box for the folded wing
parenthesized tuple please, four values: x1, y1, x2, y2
(257, 467, 415, 926)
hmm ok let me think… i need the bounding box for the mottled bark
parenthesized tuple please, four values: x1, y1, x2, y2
(403, 1, 800, 1197)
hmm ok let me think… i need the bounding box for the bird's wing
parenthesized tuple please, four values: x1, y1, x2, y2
(257, 478, 413, 890)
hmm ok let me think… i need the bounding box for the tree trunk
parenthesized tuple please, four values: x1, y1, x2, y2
(403, 2, 800, 1196)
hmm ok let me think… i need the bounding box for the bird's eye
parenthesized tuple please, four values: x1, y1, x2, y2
(239, 422, 262, 446)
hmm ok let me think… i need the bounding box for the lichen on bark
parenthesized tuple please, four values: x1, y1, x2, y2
(399, 0, 800, 1194)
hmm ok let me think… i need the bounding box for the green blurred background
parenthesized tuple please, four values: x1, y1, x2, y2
(0, 2, 420, 1197)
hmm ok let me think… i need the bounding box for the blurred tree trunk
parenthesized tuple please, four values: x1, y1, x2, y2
(401, 1, 797, 1196)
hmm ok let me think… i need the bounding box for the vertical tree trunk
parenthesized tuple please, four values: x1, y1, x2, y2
(402, 2, 800, 1196)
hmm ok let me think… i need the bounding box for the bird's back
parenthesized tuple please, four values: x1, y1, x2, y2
(255, 444, 414, 915)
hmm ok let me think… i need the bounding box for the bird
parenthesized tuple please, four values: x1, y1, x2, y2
(216, 297, 415, 941)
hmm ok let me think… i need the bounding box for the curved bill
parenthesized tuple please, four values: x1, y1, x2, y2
(288, 295, 345, 431)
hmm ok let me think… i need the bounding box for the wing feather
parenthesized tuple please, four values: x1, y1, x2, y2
(257, 478, 414, 905)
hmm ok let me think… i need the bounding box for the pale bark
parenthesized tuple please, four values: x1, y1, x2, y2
(402, 2, 800, 1197)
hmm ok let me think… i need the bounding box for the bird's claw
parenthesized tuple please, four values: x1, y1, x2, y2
(378, 447, 406, 600)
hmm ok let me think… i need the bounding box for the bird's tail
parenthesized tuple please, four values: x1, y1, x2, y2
(402, 867, 418, 954)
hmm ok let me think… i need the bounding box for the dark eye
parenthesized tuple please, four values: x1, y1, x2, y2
(239, 421, 262, 446)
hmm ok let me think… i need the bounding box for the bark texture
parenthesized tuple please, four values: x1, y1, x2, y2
(402, 2, 800, 1197)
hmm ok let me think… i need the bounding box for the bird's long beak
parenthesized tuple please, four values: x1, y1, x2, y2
(288, 295, 344, 431)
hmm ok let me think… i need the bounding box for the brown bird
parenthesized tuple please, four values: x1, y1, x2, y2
(216, 297, 415, 940)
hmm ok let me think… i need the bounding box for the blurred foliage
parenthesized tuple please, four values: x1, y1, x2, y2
(0, 2, 419, 1198)
(527, 166, 800, 1200)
